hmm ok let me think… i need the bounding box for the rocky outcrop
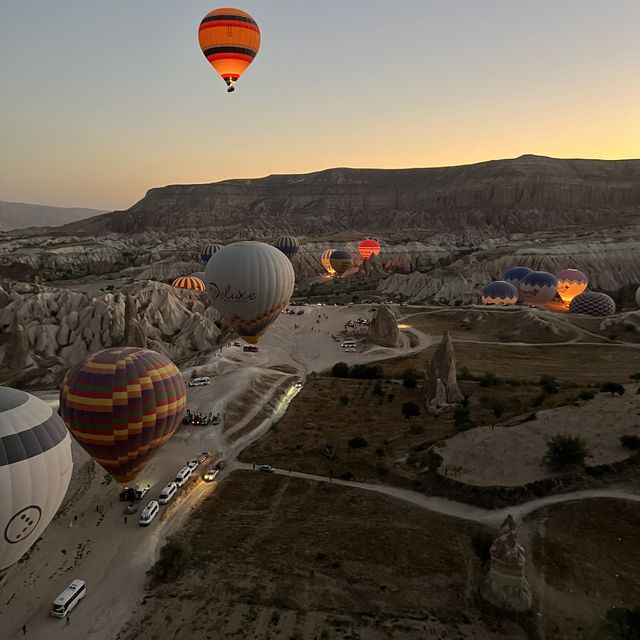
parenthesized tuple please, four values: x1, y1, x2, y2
(424, 332, 462, 405)
(481, 516, 532, 612)
(2, 314, 31, 370)
(122, 295, 147, 348)
(368, 305, 399, 347)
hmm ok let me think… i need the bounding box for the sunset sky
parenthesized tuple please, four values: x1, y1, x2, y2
(1, 0, 639, 211)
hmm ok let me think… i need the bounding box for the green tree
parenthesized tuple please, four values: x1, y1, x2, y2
(332, 362, 350, 378)
(453, 405, 474, 431)
(402, 368, 418, 389)
(402, 402, 421, 421)
(601, 382, 625, 396)
(579, 389, 596, 401)
(544, 434, 589, 471)
(339, 395, 349, 406)
(539, 374, 559, 394)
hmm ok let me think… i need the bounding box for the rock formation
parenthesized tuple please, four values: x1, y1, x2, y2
(427, 378, 448, 414)
(122, 294, 147, 348)
(481, 515, 532, 612)
(424, 331, 462, 406)
(2, 314, 31, 371)
(368, 305, 399, 347)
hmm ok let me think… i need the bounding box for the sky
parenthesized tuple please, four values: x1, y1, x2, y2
(1, 0, 639, 211)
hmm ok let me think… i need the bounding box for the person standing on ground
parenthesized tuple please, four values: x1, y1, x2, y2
(66, 615, 70, 626)
(124, 516, 127, 525)
(22, 624, 27, 635)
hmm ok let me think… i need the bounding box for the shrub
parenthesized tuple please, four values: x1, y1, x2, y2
(620, 435, 640, 450)
(351, 363, 384, 379)
(339, 471, 354, 481)
(402, 368, 418, 389)
(387, 393, 395, 402)
(453, 405, 474, 431)
(402, 401, 420, 420)
(471, 531, 494, 566)
(332, 362, 350, 378)
(375, 463, 389, 477)
(147, 536, 191, 583)
(375, 447, 385, 457)
(479, 371, 500, 387)
(601, 382, 625, 396)
(544, 434, 589, 471)
(348, 436, 368, 449)
(531, 393, 546, 408)
(579, 390, 596, 401)
(605, 606, 640, 638)
(372, 382, 384, 397)
(630, 373, 640, 382)
(339, 395, 349, 406)
(539, 374, 559, 394)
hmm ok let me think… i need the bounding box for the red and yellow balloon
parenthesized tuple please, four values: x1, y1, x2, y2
(198, 8, 261, 92)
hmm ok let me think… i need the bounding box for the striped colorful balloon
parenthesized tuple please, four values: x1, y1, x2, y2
(273, 235, 299, 259)
(321, 250, 335, 275)
(172, 276, 205, 292)
(59, 348, 187, 485)
(201, 243, 223, 264)
(198, 8, 261, 92)
(358, 239, 381, 260)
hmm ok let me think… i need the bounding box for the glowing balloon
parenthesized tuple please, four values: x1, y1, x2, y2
(556, 269, 588, 303)
(60, 348, 187, 486)
(329, 250, 352, 276)
(0, 387, 73, 574)
(569, 291, 616, 317)
(520, 271, 558, 306)
(358, 239, 381, 260)
(321, 250, 335, 275)
(198, 8, 260, 93)
(273, 235, 299, 259)
(172, 276, 205, 292)
(481, 281, 518, 305)
(201, 243, 223, 264)
(204, 241, 295, 344)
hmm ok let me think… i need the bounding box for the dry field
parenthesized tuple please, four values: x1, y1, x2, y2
(119, 472, 527, 640)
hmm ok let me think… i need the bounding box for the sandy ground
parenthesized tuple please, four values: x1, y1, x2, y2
(438, 386, 640, 486)
(0, 303, 425, 640)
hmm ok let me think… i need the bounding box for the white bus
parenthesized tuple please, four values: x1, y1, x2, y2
(51, 579, 86, 618)
(188, 376, 210, 387)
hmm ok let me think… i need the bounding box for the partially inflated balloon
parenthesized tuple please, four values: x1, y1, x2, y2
(321, 250, 335, 275)
(173, 276, 205, 292)
(198, 8, 260, 92)
(358, 239, 381, 260)
(481, 281, 518, 305)
(273, 235, 299, 259)
(204, 241, 294, 344)
(0, 386, 73, 574)
(60, 348, 186, 486)
(503, 266, 533, 301)
(556, 269, 588, 303)
(329, 250, 352, 276)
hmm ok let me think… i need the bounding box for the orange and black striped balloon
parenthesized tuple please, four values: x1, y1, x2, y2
(198, 8, 260, 91)
(172, 276, 205, 292)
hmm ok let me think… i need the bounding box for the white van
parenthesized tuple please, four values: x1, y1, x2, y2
(51, 579, 86, 618)
(158, 481, 177, 505)
(139, 501, 159, 526)
(174, 466, 193, 488)
(341, 340, 356, 348)
(188, 376, 210, 387)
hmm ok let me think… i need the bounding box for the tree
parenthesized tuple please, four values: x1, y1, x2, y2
(348, 436, 368, 449)
(147, 536, 192, 583)
(453, 405, 474, 431)
(579, 389, 596, 401)
(601, 382, 625, 396)
(402, 402, 420, 421)
(332, 362, 350, 378)
(372, 381, 384, 397)
(488, 399, 505, 425)
(339, 395, 349, 406)
(538, 374, 559, 394)
(402, 368, 418, 389)
(630, 373, 640, 382)
(471, 531, 494, 566)
(620, 435, 640, 450)
(479, 371, 500, 387)
(544, 434, 589, 471)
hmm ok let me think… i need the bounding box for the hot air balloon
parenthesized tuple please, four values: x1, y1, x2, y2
(481, 281, 518, 305)
(519, 271, 558, 306)
(569, 291, 616, 317)
(201, 243, 223, 264)
(329, 250, 352, 276)
(358, 239, 381, 260)
(204, 241, 295, 344)
(172, 276, 205, 292)
(198, 8, 260, 93)
(503, 266, 533, 300)
(321, 250, 335, 275)
(273, 235, 299, 259)
(0, 386, 73, 575)
(556, 269, 588, 304)
(59, 348, 187, 486)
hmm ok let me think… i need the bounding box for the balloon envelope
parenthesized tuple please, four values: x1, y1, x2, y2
(0, 386, 73, 573)
(60, 348, 186, 485)
(556, 269, 588, 303)
(173, 276, 205, 292)
(569, 291, 616, 317)
(201, 243, 223, 264)
(358, 239, 381, 260)
(520, 271, 558, 306)
(503, 266, 533, 300)
(204, 241, 295, 344)
(198, 8, 260, 92)
(273, 235, 299, 259)
(329, 250, 353, 276)
(481, 281, 518, 305)
(321, 250, 335, 275)
(189, 271, 206, 280)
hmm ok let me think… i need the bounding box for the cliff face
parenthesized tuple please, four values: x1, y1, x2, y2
(70, 155, 640, 238)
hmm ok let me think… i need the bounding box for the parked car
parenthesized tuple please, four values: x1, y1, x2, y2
(197, 451, 211, 465)
(345, 347, 356, 353)
(175, 466, 193, 487)
(243, 345, 259, 352)
(293, 382, 302, 389)
(257, 465, 274, 473)
(203, 468, 219, 482)
(296, 310, 304, 315)
(187, 461, 199, 471)
(119, 484, 150, 502)
(158, 481, 177, 505)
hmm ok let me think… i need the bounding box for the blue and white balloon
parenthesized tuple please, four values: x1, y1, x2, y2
(520, 271, 558, 306)
(481, 281, 518, 305)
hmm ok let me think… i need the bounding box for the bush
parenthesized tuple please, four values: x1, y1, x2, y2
(402, 368, 418, 389)
(630, 373, 640, 382)
(539, 374, 559, 394)
(350, 363, 384, 379)
(339, 395, 349, 406)
(402, 401, 420, 420)
(620, 435, 640, 450)
(387, 393, 395, 402)
(332, 362, 350, 378)
(479, 371, 500, 387)
(372, 382, 384, 397)
(147, 536, 191, 583)
(605, 606, 640, 638)
(453, 405, 474, 431)
(579, 389, 596, 401)
(531, 393, 546, 408)
(601, 382, 625, 396)
(375, 447, 385, 457)
(544, 434, 589, 471)
(348, 436, 368, 449)
(471, 531, 494, 566)
(375, 463, 389, 477)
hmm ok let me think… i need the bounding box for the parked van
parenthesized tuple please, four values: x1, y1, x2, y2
(188, 376, 210, 387)
(51, 579, 86, 618)
(139, 501, 159, 526)
(174, 466, 193, 487)
(158, 481, 177, 505)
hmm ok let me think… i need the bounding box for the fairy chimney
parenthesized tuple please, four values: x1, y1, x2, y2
(424, 331, 462, 405)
